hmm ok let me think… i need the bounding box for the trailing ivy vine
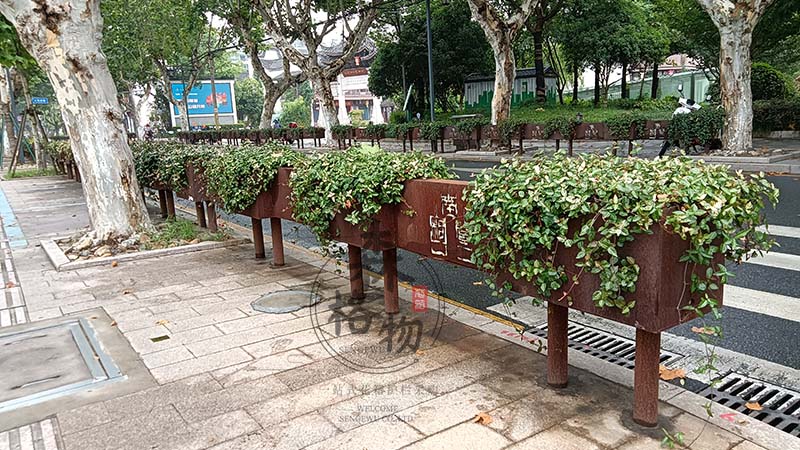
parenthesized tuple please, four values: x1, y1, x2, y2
(463, 154, 778, 314)
(204, 143, 303, 212)
(131, 142, 218, 192)
(290, 146, 454, 242)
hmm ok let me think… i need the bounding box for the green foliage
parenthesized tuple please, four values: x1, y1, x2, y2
(45, 141, 73, 162)
(330, 124, 354, 139)
(751, 63, 794, 101)
(463, 154, 778, 313)
(204, 143, 303, 212)
(753, 99, 800, 131)
(668, 107, 725, 147)
(364, 123, 388, 139)
(454, 117, 490, 135)
(418, 122, 448, 140)
(235, 78, 264, 126)
(389, 110, 407, 124)
(496, 118, 525, 142)
(385, 123, 413, 139)
(130, 141, 218, 191)
(6, 168, 58, 179)
(280, 97, 311, 127)
(0, 18, 36, 70)
(544, 115, 577, 138)
(605, 112, 647, 139)
(144, 217, 226, 250)
(348, 109, 368, 127)
(290, 148, 454, 241)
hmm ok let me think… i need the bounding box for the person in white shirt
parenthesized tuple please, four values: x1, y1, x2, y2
(659, 98, 701, 157)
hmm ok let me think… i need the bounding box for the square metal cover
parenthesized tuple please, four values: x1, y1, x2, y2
(0, 318, 122, 413)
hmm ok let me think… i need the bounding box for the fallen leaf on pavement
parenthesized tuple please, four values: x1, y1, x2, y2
(691, 326, 716, 335)
(110, 320, 117, 327)
(5, 281, 15, 288)
(659, 365, 686, 381)
(122, 288, 133, 295)
(472, 281, 483, 286)
(111, 261, 119, 267)
(155, 319, 169, 326)
(472, 412, 493, 425)
(745, 402, 763, 411)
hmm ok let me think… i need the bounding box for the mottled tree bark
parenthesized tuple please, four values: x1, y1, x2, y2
(695, 0, 774, 152)
(1, 0, 151, 238)
(0, 66, 17, 164)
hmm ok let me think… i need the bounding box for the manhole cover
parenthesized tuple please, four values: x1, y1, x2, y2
(251, 290, 321, 314)
(0, 318, 122, 413)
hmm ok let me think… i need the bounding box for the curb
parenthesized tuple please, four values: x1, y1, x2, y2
(41, 237, 248, 271)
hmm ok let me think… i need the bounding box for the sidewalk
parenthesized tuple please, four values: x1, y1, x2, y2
(0, 174, 795, 450)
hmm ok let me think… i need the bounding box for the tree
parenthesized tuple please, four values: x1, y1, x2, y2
(280, 97, 310, 127)
(527, 0, 564, 103)
(695, 0, 775, 152)
(217, 1, 306, 129)
(467, 0, 538, 123)
(368, 0, 492, 114)
(253, 0, 379, 141)
(235, 78, 264, 126)
(0, 0, 151, 239)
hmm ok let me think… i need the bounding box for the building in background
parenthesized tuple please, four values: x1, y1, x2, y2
(310, 38, 388, 127)
(463, 68, 559, 109)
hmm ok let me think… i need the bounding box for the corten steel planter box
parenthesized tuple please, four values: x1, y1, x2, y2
(354, 128, 368, 140)
(574, 122, 610, 140)
(641, 120, 670, 140)
(453, 128, 480, 151)
(328, 205, 398, 251)
(175, 164, 210, 202)
(397, 177, 725, 426)
(237, 167, 294, 220)
(523, 123, 548, 140)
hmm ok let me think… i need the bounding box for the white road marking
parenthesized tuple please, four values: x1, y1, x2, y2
(724, 285, 799, 322)
(18, 425, 32, 450)
(40, 419, 59, 450)
(0, 431, 9, 450)
(759, 224, 800, 239)
(746, 251, 800, 272)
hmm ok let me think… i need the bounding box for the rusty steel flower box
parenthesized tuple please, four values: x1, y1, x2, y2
(574, 122, 610, 140)
(328, 205, 398, 251)
(237, 167, 294, 220)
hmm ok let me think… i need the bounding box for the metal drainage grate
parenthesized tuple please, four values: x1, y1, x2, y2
(699, 373, 800, 437)
(527, 322, 683, 370)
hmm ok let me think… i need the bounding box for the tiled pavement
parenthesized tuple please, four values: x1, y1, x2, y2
(0, 176, 793, 450)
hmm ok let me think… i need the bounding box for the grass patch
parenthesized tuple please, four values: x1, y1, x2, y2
(442, 100, 673, 123)
(6, 168, 58, 179)
(142, 217, 228, 250)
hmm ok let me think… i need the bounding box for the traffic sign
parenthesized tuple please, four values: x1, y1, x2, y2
(31, 97, 48, 105)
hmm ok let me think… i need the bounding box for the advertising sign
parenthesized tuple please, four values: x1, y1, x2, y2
(170, 80, 236, 117)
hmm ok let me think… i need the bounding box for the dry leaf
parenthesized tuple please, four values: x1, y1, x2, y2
(122, 288, 133, 295)
(110, 320, 118, 327)
(415, 349, 425, 356)
(472, 412, 493, 425)
(472, 281, 483, 286)
(155, 319, 169, 326)
(659, 365, 686, 381)
(745, 402, 763, 411)
(691, 326, 716, 335)
(5, 281, 15, 288)
(111, 261, 119, 267)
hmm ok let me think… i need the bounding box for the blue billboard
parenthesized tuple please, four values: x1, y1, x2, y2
(170, 81, 235, 117)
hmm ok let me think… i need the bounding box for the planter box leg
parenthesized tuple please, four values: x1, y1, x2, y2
(251, 218, 265, 259)
(556, 139, 560, 152)
(383, 248, 399, 314)
(547, 302, 569, 388)
(270, 218, 285, 267)
(633, 329, 661, 428)
(158, 190, 168, 218)
(206, 202, 218, 232)
(165, 190, 176, 218)
(195, 202, 207, 228)
(348, 244, 365, 300)
(568, 139, 573, 157)
(74, 168, 81, 183)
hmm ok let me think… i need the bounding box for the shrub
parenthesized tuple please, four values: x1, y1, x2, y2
(463, 154, 778, 314)
(418, 122, 448, 140)
(290, 147, 454, 242)
(44, 140, 73, 162)
(389, 110, 407, 124)
(753, 98, 800, 131)
(751, 62, 793, 101)
(668, 107, 725, 147)
(544, 114, 577, 138)
(605, 112, 647, 139)
(130, 141, 218, 191)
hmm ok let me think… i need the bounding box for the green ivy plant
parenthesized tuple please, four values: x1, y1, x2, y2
(364, 123, 388, 139)
(130, 142, 218, 192)
(330, 124, 354, 140)
(419, 122, 448, 141)
(606, 112, 648, 140)
(44, 140, 73, 163)
(454, 117, 489, 135)
(204, 143, 304, 212)
(290, 146, 454, 242)
(463, 153, 778, 314)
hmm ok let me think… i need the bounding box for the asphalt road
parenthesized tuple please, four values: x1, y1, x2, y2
(201, 161, 799, 380)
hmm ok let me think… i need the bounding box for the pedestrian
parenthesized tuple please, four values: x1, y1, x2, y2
(658, 98, 700, 157)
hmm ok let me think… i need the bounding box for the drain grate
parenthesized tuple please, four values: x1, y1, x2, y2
(527, 322, 683, 370)
(699, 373, 800, 437)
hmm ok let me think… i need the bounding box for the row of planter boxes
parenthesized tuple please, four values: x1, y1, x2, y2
(176, 121, 671, 154)
(144, 162, 722, 428)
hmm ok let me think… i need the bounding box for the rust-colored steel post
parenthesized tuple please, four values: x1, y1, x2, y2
(158, 190, 168, 218)
(568, 139, 574, 157)
(383, 248, 400, 314)
(195, 202, 207, 228)
(270, 217, 285, 267)
(74, 167, 81, 183)
(65, 163, 73, 179)
(555, 139, 561, 152)
(165, 190, 176, 218)
(348, 244, 365, 300)
(633, 329, 661, 427)
(628, 140, 634, 156)
(251, 218, 266, 259)
(206, 202, 218, 232)
(547, 302, 569, 388)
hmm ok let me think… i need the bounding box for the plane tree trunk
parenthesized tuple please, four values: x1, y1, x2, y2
(1, 0, 151, 239)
